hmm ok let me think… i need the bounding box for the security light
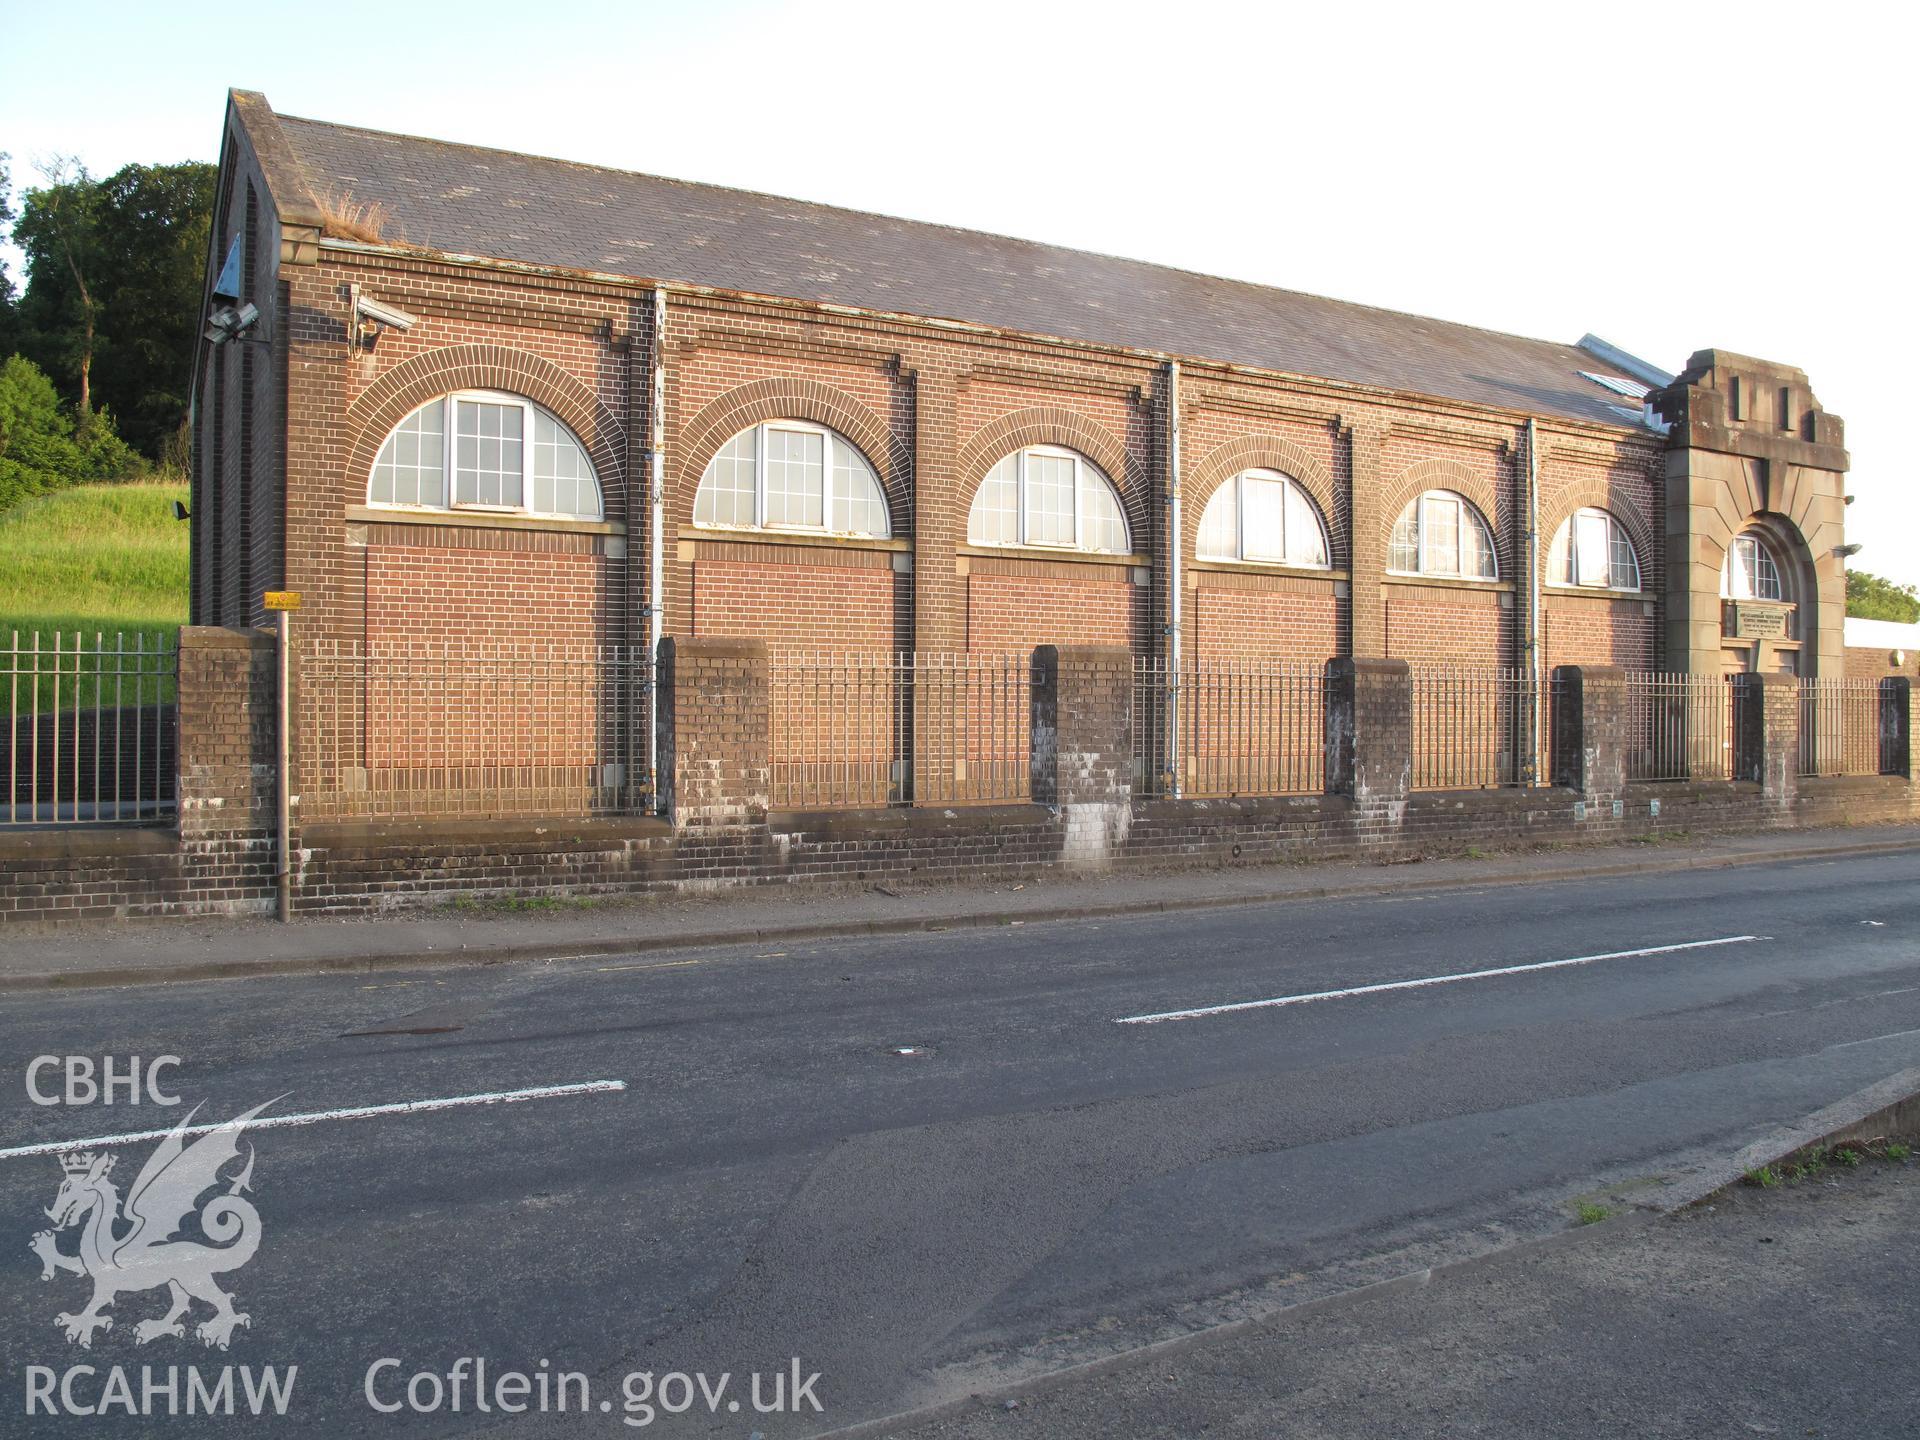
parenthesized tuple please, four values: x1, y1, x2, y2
(204, 301, 263, 346)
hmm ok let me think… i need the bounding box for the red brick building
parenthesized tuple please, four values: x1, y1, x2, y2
(192, 90, 1853, 814)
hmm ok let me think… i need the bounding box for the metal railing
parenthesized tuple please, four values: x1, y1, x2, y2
(768, 651, 1032, 809)
(4, 631, 177, 825)
(298, 640, 650, 820)
(1623, 671, 1737, 782)
(1797, 676, 1885, 777)
(1133, 658, 1324, 797)
(1409, 666, 1541, 790)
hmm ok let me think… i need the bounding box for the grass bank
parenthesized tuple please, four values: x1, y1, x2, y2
(2, 483, 189, 708)
(0, 482, 189, 643)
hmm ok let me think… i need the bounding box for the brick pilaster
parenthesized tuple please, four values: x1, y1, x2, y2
(1345, 424, 1386, 657)
(910, 361, 963, 654)
(656, 636, 770, 827)
(1552, 665, 1627, 799)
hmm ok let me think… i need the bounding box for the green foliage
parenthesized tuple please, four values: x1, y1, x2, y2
(1574, 1201, 1611, 1225)
(11, 161, 100, 408)
(0, 153, 14, 299)
(0, 355, 143, 511)
(0, 481, 187, 636)
(12, 158, 216, 460)
(85, 162, 217, 459)
(1847, 569, 1920, 624)
(0, 153, 17, 357)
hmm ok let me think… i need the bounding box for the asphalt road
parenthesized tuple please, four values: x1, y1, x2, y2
(0, 850, 1917, 1437)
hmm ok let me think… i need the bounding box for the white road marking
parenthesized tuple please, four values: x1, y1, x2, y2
(1114, 936, 1765, 1026)
(0, 1080, 626, 1161)
(1829, 1027, 1920, 1051)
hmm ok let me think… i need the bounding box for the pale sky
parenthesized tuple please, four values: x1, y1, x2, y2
(5, 0, 1914, 586)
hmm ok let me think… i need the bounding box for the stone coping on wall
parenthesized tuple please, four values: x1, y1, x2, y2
(300, 816, 673, 851)
(766, 803, 1052, 837)
(0, 825, 181, 861)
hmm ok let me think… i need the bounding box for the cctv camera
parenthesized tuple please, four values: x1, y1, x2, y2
(354, 295, 417, 332)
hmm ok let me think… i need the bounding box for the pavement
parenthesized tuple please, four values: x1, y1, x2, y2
(1, 846, 1917, 1435)
(4, 819, 1920, 990)
(876, 1149, 1920, 1440)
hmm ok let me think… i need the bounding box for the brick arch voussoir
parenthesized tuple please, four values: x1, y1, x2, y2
(954, 407, 1148, 543)
(1184, 433, 1346, 568)
(675, 378, 910, 535)
(345, 344, 628, 516)
(1538, 476, 1656, 582)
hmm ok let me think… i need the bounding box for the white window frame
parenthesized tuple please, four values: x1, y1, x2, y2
(692, 420, 889, 538)
(1389, 490, 1498, 581)
(973, 445, 1130, 554)
(1724, 532, 1784, 602)
(1547, 507, 1642, 592)
(1199, 469, 1331, 569)
(366, 390, 603, 521)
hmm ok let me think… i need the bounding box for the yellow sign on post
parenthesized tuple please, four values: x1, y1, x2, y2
(263, 591, 301, 611)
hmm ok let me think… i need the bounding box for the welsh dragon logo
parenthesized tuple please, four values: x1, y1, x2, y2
(30, 1100, 275, 1350)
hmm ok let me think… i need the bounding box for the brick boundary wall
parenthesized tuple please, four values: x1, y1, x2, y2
(2, 640, 1914, 925)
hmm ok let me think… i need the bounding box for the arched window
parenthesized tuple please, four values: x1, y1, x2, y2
(1195, 469, 1330, 567)
(1388, 490, 1497, 580)
(966, 446, 1129, 554)
(368, 392, 602, 520)
(693, 421, 889, 537)
(1722, 531, 1784, 601)
(1547, 508, 1641, 591)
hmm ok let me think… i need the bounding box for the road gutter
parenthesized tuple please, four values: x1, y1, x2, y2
(3, 834, 1916, 994)
(814, 1066, 1920, 1440)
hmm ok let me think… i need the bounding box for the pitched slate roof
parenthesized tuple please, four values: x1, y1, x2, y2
(260, 101, 1650, 430)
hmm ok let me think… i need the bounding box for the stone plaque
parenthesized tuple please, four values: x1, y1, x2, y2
(1730, 603, 1790, 639)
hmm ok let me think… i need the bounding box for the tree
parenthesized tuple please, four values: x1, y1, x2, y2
(1846, 569, 1920, 624)
(0, 154, 18, 357)
(87, 161, 216, 459)
(0, 355, 137, 511)
(13, 158, 216, 460)
(13, 158, 102, 415)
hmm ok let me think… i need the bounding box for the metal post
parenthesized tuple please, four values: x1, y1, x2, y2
(277, 608, 291, 922)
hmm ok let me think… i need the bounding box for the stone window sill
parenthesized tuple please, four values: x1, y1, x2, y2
(1382, 573, 1516, 595)
(686, 526, 909, 555)
(347, 505, 624, 537)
